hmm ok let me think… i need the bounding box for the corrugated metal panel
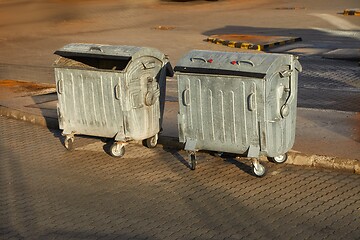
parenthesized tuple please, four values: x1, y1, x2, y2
(176, 50, 301, 158)
(54, 43, 141, 60)
(54, 43, 170, 145)
(56, 69, 124, 138)
(174, 50, 289, 77)
(178, 74, 259, 154)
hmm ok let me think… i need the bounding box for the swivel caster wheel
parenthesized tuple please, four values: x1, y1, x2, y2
(144, 134, 158, 148)
(64, 135, 74, 151)
(110, 143, 125, 157)
(252, 159, 266, 178)
(214, 152, 224, 157)
(189, 152, 197, 170)
(268, 153, 288, 164)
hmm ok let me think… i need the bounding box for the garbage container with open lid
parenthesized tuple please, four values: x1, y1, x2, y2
(54, 43, 173, 157)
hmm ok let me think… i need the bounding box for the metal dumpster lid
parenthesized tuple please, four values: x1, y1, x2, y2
(174, 50, 294, 78)
(54, 43, 166, 61)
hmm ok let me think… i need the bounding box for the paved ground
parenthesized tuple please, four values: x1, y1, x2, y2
(1, 116, 360, 240)
(1, 1, 360, 239)
(298, 56, 360, 112)
(0, 0, 359, 78)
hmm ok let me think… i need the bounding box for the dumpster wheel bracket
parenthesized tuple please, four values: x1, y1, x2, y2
(268, 152, 288, 164)
(110, 142, 126, 158)
(188, 151, 197, 170)
(144, 134, 158, 148)
(63, 133, 75, 151)
(252, 158, 266, 177)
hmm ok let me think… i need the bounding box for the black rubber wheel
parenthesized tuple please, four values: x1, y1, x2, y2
(268, 153, 288, 164)
(189, 154, 197, 170)
(214, 152, 224, 157)
(110, 143, 125, 157)
(145, 135, 158, 148)
(64, 137, 74, 151)
(252, 163, 266, 178)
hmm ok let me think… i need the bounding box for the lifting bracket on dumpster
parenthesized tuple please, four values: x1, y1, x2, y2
(184, 139, 197, 151)
(247, 145, 260, 158)
(115, 128, 126, 141)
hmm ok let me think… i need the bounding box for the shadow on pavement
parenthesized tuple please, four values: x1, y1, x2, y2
(29, 92, 66, 147)
(0, 139, 39, 238)
(162, 145, 190, 169)
(218, 153, 255, 176)
(203, 25, 360, 112)
(202, 25, 360, 49)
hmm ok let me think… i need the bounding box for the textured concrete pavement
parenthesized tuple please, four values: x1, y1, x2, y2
(1, 1, 360, 239)
(1, 116, 360, 239)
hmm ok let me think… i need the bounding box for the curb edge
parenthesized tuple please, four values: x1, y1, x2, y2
(1, 105, 359, 175)
(0, 105, 59, 129)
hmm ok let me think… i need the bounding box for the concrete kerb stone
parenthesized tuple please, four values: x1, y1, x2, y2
(333, 158, 360, 174)
(1, 103, 359, 175)
(0, 105, 59, 129)
(287, 151, 360, 174)
(355, 164, 360, 174)
(313, 155, 336, 169)
(287, 151, 314, 167)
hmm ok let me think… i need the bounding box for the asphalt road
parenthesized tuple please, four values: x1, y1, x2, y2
(0, 0, 359, 112)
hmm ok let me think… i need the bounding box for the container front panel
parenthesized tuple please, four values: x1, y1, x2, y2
(122, 56, 164, 140)
(264, 66, 298, 157)
(55, 68, 124, 138)
(178, 74, 261, 154)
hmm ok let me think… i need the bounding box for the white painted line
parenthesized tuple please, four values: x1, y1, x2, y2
(311, 27, 360, 40)
(310, 13, 360, 30)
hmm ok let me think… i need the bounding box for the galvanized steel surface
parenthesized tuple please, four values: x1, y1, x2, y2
(176, 50, 301, 158)
(55, 43, 159, 61)
(174, 50, 299, 77)
(54, 43, 169, 142)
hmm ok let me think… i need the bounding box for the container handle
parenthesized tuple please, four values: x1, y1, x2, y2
(89, 46, 104, 52)
(190, 57, 207, 63)
(115, 84, 121, 100)
(183, 89, 191, 106)
(236, 60, 255, 67)
(248, 93, 256, 111)
(280, 62, 298, 118)
(57, 80, 63, 94)
(280, 69, 292, 78)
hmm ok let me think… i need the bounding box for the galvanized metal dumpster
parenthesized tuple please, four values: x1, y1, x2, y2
(174, 50, 302, 177)
(54, 43, 173, 157)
